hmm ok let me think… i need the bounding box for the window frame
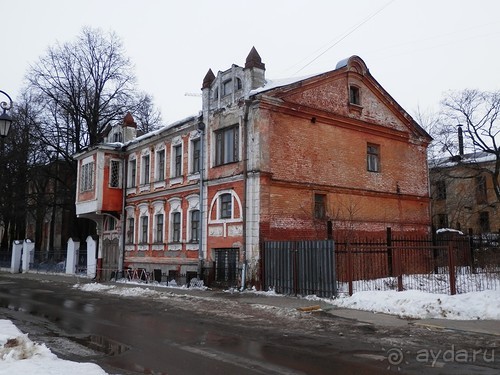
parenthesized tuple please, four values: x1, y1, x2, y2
(214, 125, 239, 166)
(109, 159, 122, 188)
(156, 149, 165, 181)
(141, 154, 150, 185)
(367, 143, 380, 173)
(126, 217, 135, 244)
(173, 144, 183, 177)
(219, 193, 232, 219)
(349, 85, 361, 105)
(314, 193, 326, 220)
(80, 161, 94, 192)
(140, 215, 149, 244)
(436, 180, 447, 200)
(128, 159, 137, 188)
(155, 213, 164, 243)
(191, 138, 201, 174)
(476, 176, 488, 204)
(190, 209, 200, 242)
(172, 212, 181, 243)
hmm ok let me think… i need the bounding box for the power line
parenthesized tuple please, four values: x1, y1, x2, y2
(294, 0, 397, 75)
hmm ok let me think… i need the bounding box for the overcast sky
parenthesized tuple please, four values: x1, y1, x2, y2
(3, 0, 499, 125)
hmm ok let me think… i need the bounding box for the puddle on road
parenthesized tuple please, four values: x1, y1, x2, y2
(84, 334, 129, 356)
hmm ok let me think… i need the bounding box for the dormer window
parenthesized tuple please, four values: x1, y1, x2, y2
(113, 132, 122, 142)
(236, 78, 242, 91)
(349, 86, 361, 105)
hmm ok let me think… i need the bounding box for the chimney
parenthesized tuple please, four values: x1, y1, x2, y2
(458, 124, 464, 156)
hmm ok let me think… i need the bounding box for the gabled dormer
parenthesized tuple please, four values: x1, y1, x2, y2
(202, 47, 266, 113)
(104, 112, 138, 144)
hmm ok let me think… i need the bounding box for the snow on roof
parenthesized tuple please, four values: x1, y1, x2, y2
(430, 151, 496, 169)
(249, 73, 318, 96)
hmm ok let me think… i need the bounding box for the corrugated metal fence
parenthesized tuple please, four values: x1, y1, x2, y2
(262, 240, 336, 298)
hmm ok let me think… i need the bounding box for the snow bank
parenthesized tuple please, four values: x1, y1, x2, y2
(327, 289, 500, 320)
(0, 320, 107, 375)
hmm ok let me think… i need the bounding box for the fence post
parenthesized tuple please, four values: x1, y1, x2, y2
(386, 227, 393, 276)
(447, 243, 457, 295)
(347, 244, 353, 296)
(86, 236, 97, 278)
(293, 245, 299, 296)
(22, 240, 35, 273)
(66, 238, 80, 275)
(10, 240, 23, 274)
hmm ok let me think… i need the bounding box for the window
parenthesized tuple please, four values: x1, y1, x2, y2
(110, 160, 121, 188)
(141, 154, 150, 185)
(476, 176, 487, 204)
(140, 216, 148, 243)
(236, 78, 242, 91)
(222, 79, 232, 96)
(80, 162, 94, 192)
(479, 211, 490, 232)
(172, 212, 181, 242)
(215, 126, 239, 166)
(155, 214, 164, 243)
(113, 132, 122, 142)
(314, 194, 326, 219)
(349, 86, 360, 105)
(128, 159, 136, 187)
(191, 138, 201, 174)
(173, 144, 182, 177)
(104, 217, 116, 231)
(367, 144, 380, 172)
(126, 218, 134, 244)
(220, 193, 232, 219)
(190, 210, 200, 242)
(437, 214, 448, 229)
(436, 180, 446, 200)
(156, 149, 165, 181)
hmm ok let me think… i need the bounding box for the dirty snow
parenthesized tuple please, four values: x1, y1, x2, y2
(0, 319, 107, 375)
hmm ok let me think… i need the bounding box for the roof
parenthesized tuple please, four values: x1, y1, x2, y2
(430, 151, 497, 169)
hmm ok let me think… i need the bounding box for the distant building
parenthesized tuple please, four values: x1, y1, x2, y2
(430, 144, 499, 234)
(74, 48, 432, 286)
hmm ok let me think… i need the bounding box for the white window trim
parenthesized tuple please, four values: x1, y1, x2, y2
(170, 137, 183, 179)
(168, 197, 182, 243)
(208, 190, 243, 224)
(109, 158, 122, 188)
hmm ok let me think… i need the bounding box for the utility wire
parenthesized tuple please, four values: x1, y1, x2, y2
(294, 0, 397, 75)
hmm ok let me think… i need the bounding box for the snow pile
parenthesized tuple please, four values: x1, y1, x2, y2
(0, 320, 107, 375)
(324, 289, 500, 320)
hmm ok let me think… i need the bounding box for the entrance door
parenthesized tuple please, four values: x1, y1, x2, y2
(214, 248, 239, 287)
(102, 238, 119, 280)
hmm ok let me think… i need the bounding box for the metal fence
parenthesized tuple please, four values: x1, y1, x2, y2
(260, 231, 500, 297)
(262, 240, 335, 298)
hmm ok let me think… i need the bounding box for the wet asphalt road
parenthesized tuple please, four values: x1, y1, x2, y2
(0, 273, 499, 375)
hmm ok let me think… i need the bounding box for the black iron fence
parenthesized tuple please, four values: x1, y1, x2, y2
(260, 230, 500, 297)
(262, 240, 335, 298)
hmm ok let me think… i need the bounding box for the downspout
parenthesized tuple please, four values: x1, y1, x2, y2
(241, 99, 251, 290)
(119, 152, 127, 278)
(197, 121, 205, 279)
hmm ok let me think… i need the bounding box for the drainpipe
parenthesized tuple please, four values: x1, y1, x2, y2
(197, 121, 205, 280)
(241, 100, 251, 290)
(118, 152, 127, 278)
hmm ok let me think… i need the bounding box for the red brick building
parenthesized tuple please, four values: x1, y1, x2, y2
(74, 48, 432, 286)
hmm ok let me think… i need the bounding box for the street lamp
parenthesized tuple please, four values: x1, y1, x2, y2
(0, 90, 13, 138)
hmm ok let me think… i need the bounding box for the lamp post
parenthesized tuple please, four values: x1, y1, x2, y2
(0, 90, 13, 138)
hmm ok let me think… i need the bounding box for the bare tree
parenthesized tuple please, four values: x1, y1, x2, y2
(25, 26, 137, 154)
(437, 89, 500, 202)
(132, 92, 164, 134)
